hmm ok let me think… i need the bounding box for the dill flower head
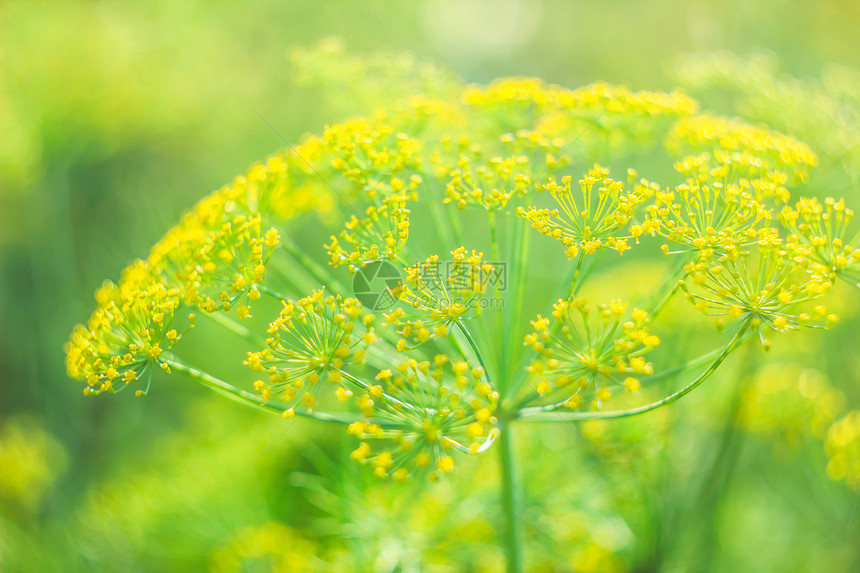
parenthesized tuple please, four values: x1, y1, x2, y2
(182, 214, 280, 318)
(244, 289, 376, 413)
(347, 354, 498, 481)
(64, 260, 191, 396)
(443, 152, 533, 211)
(780, 195, 860, 283)
(385, 247, 494, 347)
(646, 156, 776, 257)
(666, 115, 819, 183)
(322, 118, 423, 193)
(680, 246, 837, 347)
(463, 78, 697, 143)
(325, 185, 417, 273)
(524, 297, 660, 410)
(517, 165, 651, 258)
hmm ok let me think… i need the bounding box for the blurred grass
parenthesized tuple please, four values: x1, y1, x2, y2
(3, 0, 860, 571)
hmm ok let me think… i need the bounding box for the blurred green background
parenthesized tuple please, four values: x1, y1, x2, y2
(3, 0, 860, 571)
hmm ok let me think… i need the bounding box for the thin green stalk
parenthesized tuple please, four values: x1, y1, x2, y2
(454, 321, 493, 381)
(647, 281, 681, 325)
(516, 321, 751, 422)
(448, 203, 465, 247)
(502, 218, 531, 391)
(565, 251, 586, 301)
(163, 357, 365, 425)
(280, 235, 348, 296)
(499, 421, 525, 573)
(265, 253, 309, 297)
(646, 343, 735, 384)
(511, 339, 729, 413)
(488, 210, 505, 384)
(202, 311, 268, 347)
(643, 256, 691, 325)
(257, 283, 292, 301)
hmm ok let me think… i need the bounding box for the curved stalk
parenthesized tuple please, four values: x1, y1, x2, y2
(515, 321, 750, 422)
(202, 311, 269, 347)
(164, 357, 375, 426)
(280, 235, 348, 296)
(454, 321, 493, 382)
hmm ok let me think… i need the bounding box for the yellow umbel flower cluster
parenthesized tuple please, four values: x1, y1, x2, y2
(462, 79, 698, 159)
(524, 298, 660, 410)
(680, 246, 836, 346)
(64, 152, 320, 396)
(666, 115, 818, 182)
(463, 78, 696, 118)
(65, 261, 189, 396)
(323, 118, 424, 195)
(646, 162, 775, 256)
(443, 153, 532, 211)
(518, 165, 650, 258)
(781, 196, 860, 283)
(386, 248, 495, 348)
(348, 355, 498, 481)
(325, 185, 417, 273)
(181, 215, 279, 318)
(244, 289, 377, 413)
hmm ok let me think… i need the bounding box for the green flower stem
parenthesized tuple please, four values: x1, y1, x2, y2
(488, 209, 500, 275)
(499, 420, 525, 573)
(452, 320, 524, 571)
(488, 209, 505, 383)
(363, 337, 417, 366)
(267, 246, 315, 296)
(454, 321, 493, 385)
(280, 235, 348, 296)
(510, 338, 743, 413)
(642, 256, 691, 324)
(503, 218, 531, 391)
(565, 251, 586, 301)
(163, 357, 366, 426)
(257, 283, 292, 301)
(448, 203, 465, 247)
(515, 321, 751, 422)
(647, 280, 681, 324)
(338, 370, 422, 415)
(202, 311, 268, 347)
(647, 341, 742, 383)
